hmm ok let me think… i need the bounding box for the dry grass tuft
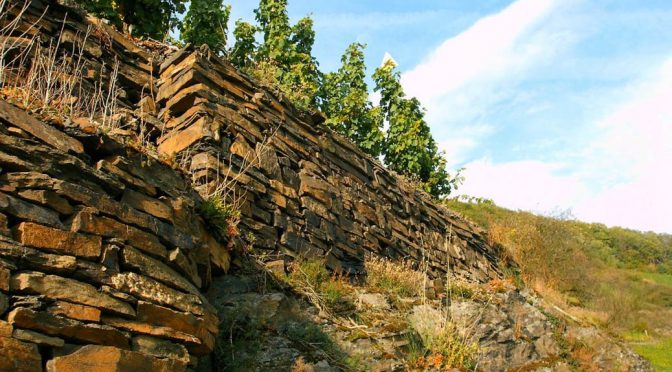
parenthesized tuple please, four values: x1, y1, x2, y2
(408, 305, 479, 370)
(1, 3, 123, 131)
(364, 255, 426, 298)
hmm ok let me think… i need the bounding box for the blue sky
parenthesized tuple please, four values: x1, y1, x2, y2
(222, 0, 672, 233)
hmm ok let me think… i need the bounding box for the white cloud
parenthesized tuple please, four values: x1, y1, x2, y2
(457, 159, 588, 213)
(456, 57, 672, 233)
(573, 173, 672, 233)
(571, 58, 672, 232)
(437, 124, 495, 167)
(397, 0, 577, 165)
(401, 0, 559, 101)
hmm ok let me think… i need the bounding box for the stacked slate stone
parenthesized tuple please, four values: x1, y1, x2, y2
(1, 0, 509, 369)
(0, 2, 226, 369)
(156, 48, 502, 282)
(0, 97, 223, 371)
(0, 100, 222, 370)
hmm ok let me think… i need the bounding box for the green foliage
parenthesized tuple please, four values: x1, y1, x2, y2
(279, 320, 340, 356)
(423, 155, 463, 198)
(429, 324, 479, 369)
(373, 60, 458, 198)
(75, 0, 461, 197)
(576, 223, 672, 272)
(246, 0, 320, 110)
(408, 322, 479, 370)
(444, 197, 672, 354)
(630, 336, 672, 371)
(638, 271, 672, 287)
(70, 0, 118, 22)
(445, 198, 592, 294)
(214, 311, 263, 371)
(73, 0, 186, 39)
(254, 0, 291, 61)
(180, 0, 231, 54)
(119, 0, 187, 39)
(321, 43, 384, 156)
(230, 20, 258, 69)
(199, 195, 240, 241)
(283, 16, 321, 109)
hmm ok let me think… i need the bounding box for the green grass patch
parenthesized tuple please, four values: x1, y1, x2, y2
(199, 195, 240, 240)
(629, 336, 672, 371)
(637, 272, 672, 288)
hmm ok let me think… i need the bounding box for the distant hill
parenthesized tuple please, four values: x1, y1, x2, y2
(444, 197, 672, 370)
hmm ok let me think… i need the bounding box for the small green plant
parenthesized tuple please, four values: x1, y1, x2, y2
(404, 331, 427, 366)
(407, 304, 479, 370)
(199, 194, 241, 241)
(446, 281, 476, 300)
(407, 323, 479, 370)
(284, 258, 355, 315)
(431, 322, 479, 369)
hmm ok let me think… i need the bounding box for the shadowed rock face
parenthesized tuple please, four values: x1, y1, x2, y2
(0, 1, 652, 370)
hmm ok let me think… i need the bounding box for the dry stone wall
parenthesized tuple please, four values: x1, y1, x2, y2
(0, 2, 226, 370)
(0, 100, 222, 370)
(0, 100, 224, 370)
(156, 50, 501, 282)
(1, 0, 505, 369)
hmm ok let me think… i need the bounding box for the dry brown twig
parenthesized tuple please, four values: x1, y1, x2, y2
(0, 0, 41, 86)
(1, 5, 122, 131)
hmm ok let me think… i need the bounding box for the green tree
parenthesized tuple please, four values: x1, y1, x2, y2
(70, 0, 117, 22)
(248, 0, 320, 110)
(373, 59, 458, 197)
(74, 0, 186, 39)
(180, 0, 231, 55)
(282, 16, 320, 109)
(321, 43, 384, 156)
(230, 20, 258, 69)
(115, 0, 187, 39)
(254, 0, 291, 61)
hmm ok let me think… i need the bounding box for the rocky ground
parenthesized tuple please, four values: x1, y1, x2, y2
(195, 258, 651, 372)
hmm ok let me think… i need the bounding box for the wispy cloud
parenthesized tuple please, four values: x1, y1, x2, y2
(407, 0, 672, 232)
(458, 159, 588, 213)
(398, 0, 578, 165)
(572, 57, 672, 232)
(401, 0, 560, 100)
(458, 56, 672, 233)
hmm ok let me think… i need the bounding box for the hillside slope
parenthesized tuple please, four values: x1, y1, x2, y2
(445, 198, 672, 370)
